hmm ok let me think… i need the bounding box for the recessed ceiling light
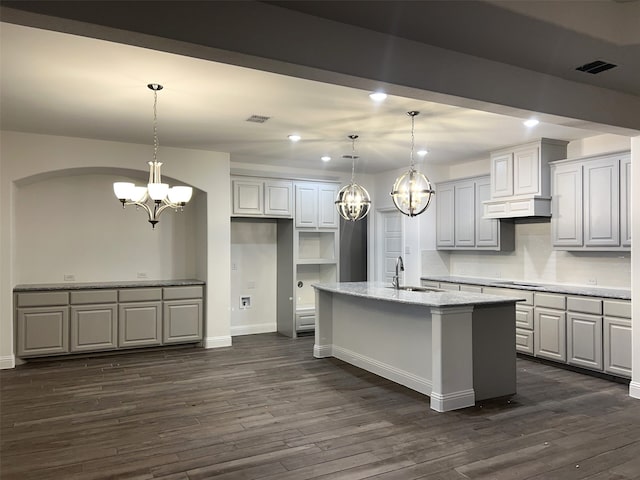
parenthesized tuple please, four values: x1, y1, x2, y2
(523, 119, 539, 127)
(288, 134, 301, 142)
(417, 149, 428, 157)
(369, 91, 387, 102)
(321, 156, 331, 162)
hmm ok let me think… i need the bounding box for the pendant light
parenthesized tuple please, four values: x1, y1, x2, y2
(390, 111, 435, 217)
(335, 134, 371, 222)
(113, 84, 193, 228)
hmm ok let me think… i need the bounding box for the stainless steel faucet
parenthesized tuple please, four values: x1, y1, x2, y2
(392, 256, 404, 289)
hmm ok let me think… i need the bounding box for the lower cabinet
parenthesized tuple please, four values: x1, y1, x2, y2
(567, 312, 603, 370)
(603, 300, 632, 378)
(14, 284, 204, 358)
(16, 306, 69, 357)
(119, 302, 163, 348)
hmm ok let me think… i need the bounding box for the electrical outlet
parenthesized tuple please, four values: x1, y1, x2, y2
(231, 263, 237, 271)
(587, 278, 597, 285)
(137, 272, 148, 279)
(63, 274, 75, 282)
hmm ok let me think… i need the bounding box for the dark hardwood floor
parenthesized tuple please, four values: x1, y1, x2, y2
(1, 333, 639, 480)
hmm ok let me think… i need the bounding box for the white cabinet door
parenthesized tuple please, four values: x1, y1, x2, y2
(454, 181, 475, 247)
(604, 316, 632, 378)
(513, 145, 540, 196)
(475, 177, 498, 247)
(620, 154, 631, 247)
(264, 180, 293, 217)
(232, 180, 263, 216)
(551, 163, 583, 247)
(318, 183, 339, 228)
(490, 152, 513, 198)
(534, 307, 566, 362)
(567, 312, 603, 371)
(436, 183, 455, 248)
(583, 157, 619, 247)
(295, 184, 318, 228)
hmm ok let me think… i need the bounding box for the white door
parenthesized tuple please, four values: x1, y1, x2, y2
(377, 210, 404, 284)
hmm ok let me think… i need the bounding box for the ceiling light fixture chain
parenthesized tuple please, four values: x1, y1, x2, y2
(335, 133, 371, 222)
(113, 83, 193, 229)
(390, 111, 435, 217)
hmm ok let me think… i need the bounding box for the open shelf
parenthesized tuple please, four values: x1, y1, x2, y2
(297, 231, 336, 262)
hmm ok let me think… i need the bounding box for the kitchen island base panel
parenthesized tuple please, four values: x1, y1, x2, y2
(314, 288, 516, 412)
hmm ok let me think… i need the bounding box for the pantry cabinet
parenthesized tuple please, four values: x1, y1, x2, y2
(551, 151, 630, 251)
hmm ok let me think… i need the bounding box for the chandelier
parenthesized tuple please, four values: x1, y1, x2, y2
(335, 134, 371, 222)
(390, 111, 435, 217)
(113, 84, 193, 228)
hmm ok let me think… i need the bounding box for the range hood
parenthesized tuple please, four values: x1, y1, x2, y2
(482, 138, 568, 219)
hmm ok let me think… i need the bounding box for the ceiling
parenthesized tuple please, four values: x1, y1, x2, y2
(1, 1, 639, 175)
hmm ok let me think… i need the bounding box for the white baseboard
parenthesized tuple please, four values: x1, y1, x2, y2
(231, 323, 276, 337)
(331, 345, 432, 396)
(0, 355, 16, 369)
(204, 335, 232, 349)
(313, 344, 332, 358)
(629, 381, 640, 399)
(430, 389, 475, 412)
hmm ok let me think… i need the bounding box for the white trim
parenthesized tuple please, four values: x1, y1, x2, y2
(313, 344, 332, 358)
(230, 324, 276, 337)
(204, 335, 232, 349)
(429, 389, 476, 412)
(332, 345, 432, 396)
(0, 355, 15, 369)
(629, 381, 640, 399)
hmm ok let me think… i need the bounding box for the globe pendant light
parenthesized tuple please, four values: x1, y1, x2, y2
(113, 84, 193, 228)
(390, 111, 435, 217)
(335, 134, 371, 222)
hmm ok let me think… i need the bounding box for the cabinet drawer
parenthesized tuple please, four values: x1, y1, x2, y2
(438, 283, 460, 291)
(295, 313, 316, 332)
(118, 288, 162, 302)
(70, 290, 117, 305)
(460, 284, 482, 293)
(163, 286, 203, 300)
(421, 280, 440, 288)
(567, 296, 602, 315)
(17, 291, 68, 307)
(515, 328, 534, 355)
(515, 305, 534, 329)
(534, 293, 565, 310)
(603, 300, 631, 319)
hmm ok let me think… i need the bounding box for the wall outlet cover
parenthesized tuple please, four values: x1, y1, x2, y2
(63, 274, 75, 282)
(240, 295, 252, 309)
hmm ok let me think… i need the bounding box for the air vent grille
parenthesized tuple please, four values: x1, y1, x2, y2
(246, 115, 271, 123)
(576, 60, 617, 75)
(342, 155, 359, 159)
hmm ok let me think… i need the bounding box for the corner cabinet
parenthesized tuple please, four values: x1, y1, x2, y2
(550, 151, 630, 251)
(484, 138, 568, 218)
(436, 175, 514, 251)
(14, 282, 205, 359)
(231, 177, 293, 218)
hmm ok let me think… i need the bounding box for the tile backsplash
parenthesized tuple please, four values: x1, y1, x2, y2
(422, 221, 630, 288)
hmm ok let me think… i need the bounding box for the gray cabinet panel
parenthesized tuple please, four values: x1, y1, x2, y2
(515, 328, 534, 354)
(604, 316, 631, 378)
(583, 157, 619, 247)
(163, 300, 203, 343)
(567, 312, 603, 371)
(454, 180, 475, 247)
(118, 288, 162, 302)
(70, 290, 117, 305)
(515, 305, 534, 330)
(70, 304, 117, 352)
(17, 306, 69, 357)
(435, 183, 455, 247)
(534, 307, 566, 362)
(163, 286, 203, 301)
(475, 177, 498, 247)
(551, 162, 583, 248)
(118, 302, 162, 347)
(620, 155, 631, 247)
(17, 291, 68, 307)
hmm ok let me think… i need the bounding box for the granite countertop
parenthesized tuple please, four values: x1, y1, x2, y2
(421, 275, 630, 300)
(312, 281, 525, 308)
(14, 279, 205, 292)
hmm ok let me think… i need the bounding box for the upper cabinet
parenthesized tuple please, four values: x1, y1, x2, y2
(231, 177, 293, 218)
(436, 175, 514, 251)
(295, 182, 339, 229)
(550, 151, 630, 251)
(484, 138, 568, 219)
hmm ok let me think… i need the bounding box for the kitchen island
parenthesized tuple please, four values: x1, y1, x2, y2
(312, 282, 524, 412)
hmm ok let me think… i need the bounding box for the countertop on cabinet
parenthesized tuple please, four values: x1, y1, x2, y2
(312, 281, 524, 308)
(14, 279, 205, 292)
(421, 275, 630, 300)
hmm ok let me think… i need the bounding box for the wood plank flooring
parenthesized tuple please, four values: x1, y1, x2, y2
(1, 333, 639, 479)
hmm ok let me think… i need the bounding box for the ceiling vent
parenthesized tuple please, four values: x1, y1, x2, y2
(575, 60, 618, 74)
(246, 115, 271, 123)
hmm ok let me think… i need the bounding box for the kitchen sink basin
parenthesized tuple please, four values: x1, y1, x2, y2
(387, 286, 443, 293)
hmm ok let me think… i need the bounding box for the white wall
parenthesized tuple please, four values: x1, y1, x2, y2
(230, 219, 278, 335)
(0, 131, 231, 368)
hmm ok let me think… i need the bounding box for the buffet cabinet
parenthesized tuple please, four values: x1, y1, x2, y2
(421, 279, 631, 379)
(15, 284, 203, 358)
